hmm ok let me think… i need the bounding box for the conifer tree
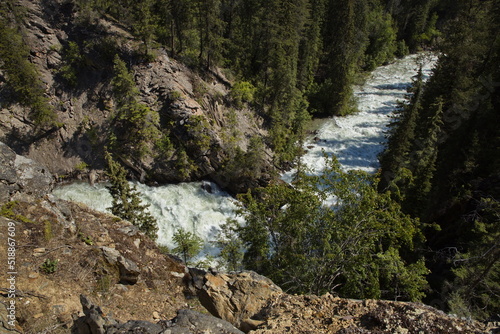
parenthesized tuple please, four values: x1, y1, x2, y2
(110, 55, 161, 158)
(105, 151, 158, 239)
(172, 228, 203, 265)
(193, 0, 225, 69)
(405, 97, 443, 215)
(0, 6, 57, 127)
(379, 66, 425, 194)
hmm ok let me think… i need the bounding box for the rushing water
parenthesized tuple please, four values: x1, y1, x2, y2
(282, 53, 437, 182)
(52, 181, 240, 261)
(52, 53, 437, 260)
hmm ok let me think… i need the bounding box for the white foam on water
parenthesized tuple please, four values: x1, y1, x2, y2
(52, 181, 241, 261)
(282, 53, 438, 182)
(53, 53, 438, 264)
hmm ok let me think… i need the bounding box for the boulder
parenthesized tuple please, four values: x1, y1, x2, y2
(100, 247, 141, 285)
(0, 141, 54, 201)
(196, 271, 282, 332)
(72, 295, 118, 334)
(72, 295, 244, 334)
(164, 309, 244, 334)
(117, 256, 141, 285)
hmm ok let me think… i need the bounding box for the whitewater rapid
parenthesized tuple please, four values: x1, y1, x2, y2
(52, 181, 240, 262)
(52, 53, 437, 261)
(283, 53, 437, 181)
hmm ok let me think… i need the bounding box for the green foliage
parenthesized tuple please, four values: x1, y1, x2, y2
(235, 155, 427, 299)
(43, 221, 53, 241)
(214, 219, 244, 272)
(175, 148, 197, 180)
(41, 259, 58, 274)
(363, 6, 398, 71)
(79, 232, 94, 245)
(0, 201, 34, 224)
(378, 0, 500, 319)
(184, 115, 212, 154)
(229, 81, 256, 107)
(446, 197, 500, 320)
(58, 41, 84, 87)
(110, 55, 161, 158)
(105, 151, 158, 239)
(74, 161, 89, 172)
(172, 228, 203, 265)
(0, 19, 57, 126)
(157, 245, 170, 255)
(223, 135, 266, 182)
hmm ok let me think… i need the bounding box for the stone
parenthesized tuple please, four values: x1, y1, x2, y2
(28, 272, 40, 279)
(14, 152, 54, 197)
(72, 295, 117, 334)
(101, 247, 121, 264)
(117, 256, 140, 285)
(195, 271, 282, 332)
(0, 142, 54, 201)
(165, 309, 245, 334)
(100, 247, 141, 285)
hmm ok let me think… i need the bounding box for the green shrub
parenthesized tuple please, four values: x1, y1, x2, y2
(41, 259, 58, 274)
(230, 81, 256, 107)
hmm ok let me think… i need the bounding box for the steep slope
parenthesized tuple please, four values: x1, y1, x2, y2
(0, 0, 273, 194)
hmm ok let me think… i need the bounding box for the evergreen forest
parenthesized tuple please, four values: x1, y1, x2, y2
(1, 0, 499, 323)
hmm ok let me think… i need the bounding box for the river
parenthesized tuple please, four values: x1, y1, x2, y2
(52, 53, 437, 261)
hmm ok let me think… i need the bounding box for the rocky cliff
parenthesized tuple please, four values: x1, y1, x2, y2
(0, 0, 274, 194)
(1, 142, 498, 333)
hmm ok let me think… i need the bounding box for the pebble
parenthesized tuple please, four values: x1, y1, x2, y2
(28, 272, 39, 279)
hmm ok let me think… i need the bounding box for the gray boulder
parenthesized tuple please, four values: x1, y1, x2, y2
(71, 295, 244, 334)
(100, 247, 141, 285)
(163, 309, 244, 334)
(0, 141, 54, 201)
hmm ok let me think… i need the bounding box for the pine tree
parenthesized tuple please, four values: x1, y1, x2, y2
(172, 228, 203, 265)
(405, 97, 443, 215)
(310, 0, 363, 116)
(193, 0, 225, 69)
(379, 66, 425, 194)
(0, 5, 57, 127)
(110, 55, 161, 158)
(131, 0, 157, 57)
(105, 151, 158, 239)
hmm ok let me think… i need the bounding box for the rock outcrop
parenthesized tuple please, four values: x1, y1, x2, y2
(0, 0, 273, 194)
(192, 270, 498, 334)
(194, 271, 282, 332)
(252, 293, 491, 334)
(0, 141, 54, 202)
(72, 295, 244, 334)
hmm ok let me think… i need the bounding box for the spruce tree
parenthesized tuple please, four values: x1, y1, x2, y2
(172, 228, 203, 265)
(379, 66, 425, 194)
(105, 151, 158, 239)
(110, 55, 161, 158)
